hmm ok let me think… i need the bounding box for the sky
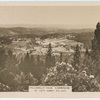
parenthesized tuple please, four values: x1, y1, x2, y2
(0, 6, 100, 28)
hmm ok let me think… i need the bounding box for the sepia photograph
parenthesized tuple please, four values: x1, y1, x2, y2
(0, 1, 100, 98)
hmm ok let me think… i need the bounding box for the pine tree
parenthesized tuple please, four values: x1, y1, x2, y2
(0, 50, 18, 88)
(45, 43, 52, 68)
(8, 49, 13, 58)
(19, 52, 31, 74)
(91, 22, 100, 60)
(37, 55, 40, 65)
(73, 44, 81, 70)
(35, 55, 42, 79)
(60, 52, 63, 63)
(85, 48, 89, 57)
(90, 22, 100, 75)
(47, 43, 52, 61)
(5, 54, 18, 73)
(29, 55, 35, 73)
(51, 55, 56, 66)
(0, 47, 7, 70)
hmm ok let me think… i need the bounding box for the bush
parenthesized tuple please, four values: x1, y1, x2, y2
(43, 62, 100, 92)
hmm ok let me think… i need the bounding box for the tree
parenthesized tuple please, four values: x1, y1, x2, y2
(29, 55, 35, 72)
(19, 52, 31, 74)
(48, 54, 56, 68)
(0, 50, 19, 89)
(37, 55, 40, 65)
(45, 43, 52, 68)
(35, 55, 47, 81)
(35, 55, 42, 79)
(0, 47, 7, 70)
(85, 48, 89, 57)
(45, 43, 56, 68)
(8, 49, 13, 57)
(14, 72, 38, 91)
(73, 44, 81, 70)
(91, 22, 100, 59)
(60, 52, 63, 63)
(91, 35, 100, 60)
(88, 22, 100, 76)
(0, 82, 11, 91)
(43, 62, 100, 92)
(90, 23, 100, 72)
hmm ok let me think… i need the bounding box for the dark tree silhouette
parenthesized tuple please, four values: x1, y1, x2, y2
(95, 22, 100, 46)
(91, 22, 100, 60)
(73, 44, 81, 70)
(85, 48, 89, 57)
(45, 43, 52, 68)
(19, 52, 31, 74)
(60, 52, 63, 63)
(37, 55, 40, 65)
(0, 47, 7, 70)
(0, 50, 18, 89)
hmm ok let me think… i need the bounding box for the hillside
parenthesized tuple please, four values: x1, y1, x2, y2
(0, 27, 94, 48)
(0, 27, 94, 36)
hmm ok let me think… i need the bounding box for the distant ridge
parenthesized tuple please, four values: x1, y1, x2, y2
(0, 24, 95, 29)
(0, 25, 94, 37)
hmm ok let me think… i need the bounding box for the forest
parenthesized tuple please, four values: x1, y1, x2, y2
(0, 26, 99, 92)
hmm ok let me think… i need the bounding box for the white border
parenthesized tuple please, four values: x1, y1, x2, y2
(0, 1, 99, 99)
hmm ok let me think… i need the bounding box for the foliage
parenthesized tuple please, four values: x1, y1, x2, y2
(0, 82, 11, 91)
(14, 72, 38, 91)
(0, 36, 12, 45)
(0, 25, 99, 92)
(43, 62, 100, 92)
(45, 43, 56, 68)
(19, 52, 34, 74)
(73, 32, 93, 48)
(72, 44, 81, 70)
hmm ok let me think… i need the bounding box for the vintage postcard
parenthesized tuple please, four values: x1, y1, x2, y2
(0, 1, 100, 98)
